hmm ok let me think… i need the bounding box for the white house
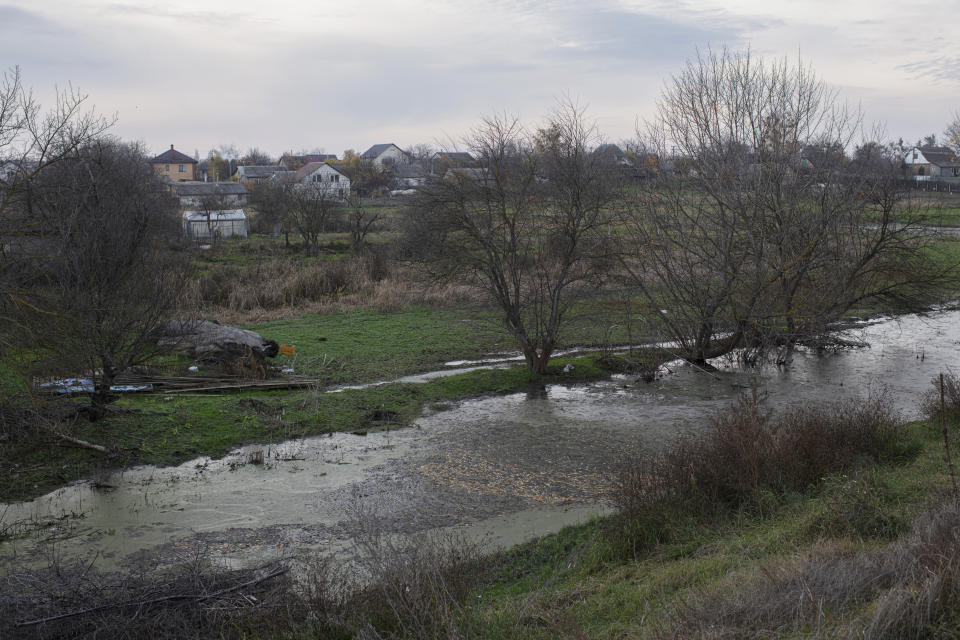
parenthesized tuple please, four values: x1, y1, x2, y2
(904, 145, 960, 178)
(361, 143, 409, 168)
(293, 162, 351, 199)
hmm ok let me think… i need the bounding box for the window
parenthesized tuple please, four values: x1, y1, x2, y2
(178, 164, 185, 172)
(165, 164, 170, 171)
(334, 174, 340, 182)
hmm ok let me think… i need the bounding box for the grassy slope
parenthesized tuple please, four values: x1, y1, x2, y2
(460, 418, 952, 639)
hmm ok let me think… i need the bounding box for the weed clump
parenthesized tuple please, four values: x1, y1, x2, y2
(921, 369, 960, 424)
(804, 470, 910, 541)
(612, 391, 909, 519)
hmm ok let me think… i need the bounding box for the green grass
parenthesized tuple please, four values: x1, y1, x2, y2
(925, 207, 960, 227)
(245, 305, 509, 383)
(455, 418, 953, 639)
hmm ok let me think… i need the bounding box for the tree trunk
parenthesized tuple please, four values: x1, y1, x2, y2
(521, 340, 555, 375)
(89, 365, 116, 421)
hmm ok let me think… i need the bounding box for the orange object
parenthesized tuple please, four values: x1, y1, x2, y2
(279, 344, 296, 355)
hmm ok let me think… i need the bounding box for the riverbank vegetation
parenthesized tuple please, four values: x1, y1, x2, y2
(4, 383, 959, 639)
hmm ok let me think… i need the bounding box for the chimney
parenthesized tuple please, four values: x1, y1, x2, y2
(170, 144, 175, 151)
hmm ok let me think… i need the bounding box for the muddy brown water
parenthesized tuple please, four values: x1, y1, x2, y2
(2, 309, 959, 571)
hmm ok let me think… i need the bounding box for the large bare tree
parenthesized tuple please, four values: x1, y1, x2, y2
(0, 67, 114, 320)
(406, 103, 620, 373)
(19, 140, 190, 419)
(621, 48, 950, 364)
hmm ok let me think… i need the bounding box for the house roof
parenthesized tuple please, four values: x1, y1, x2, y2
(171, 182, 248, 197)
(236, 165, 280, 179)
(268, 170, 297, 182)
(151, 145, 197, 164)
(362, 143, 401, 159)
(293, 162, 347, 181)
(918, 145, 960, 168)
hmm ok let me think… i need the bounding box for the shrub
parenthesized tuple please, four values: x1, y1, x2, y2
(612, 391, 906, 518)
(350, 528, 489, 640)
(921, 370, 960, 425)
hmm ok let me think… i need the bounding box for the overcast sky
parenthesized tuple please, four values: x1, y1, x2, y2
(2, 0, 956, 160)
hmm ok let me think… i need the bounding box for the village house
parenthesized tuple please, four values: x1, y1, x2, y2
(150, 145, 198, 181)
(293, 162, 351, 199)
(361, 143, 409, 168)
(904, 145, 960, 178)
(392, 163, 429, 188)
(235, 165, 284, 185)
(169, 181, 249, 208)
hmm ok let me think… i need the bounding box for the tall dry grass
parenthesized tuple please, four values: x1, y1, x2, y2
(664, 499, 960, 639)
(184, 252, 484, 324)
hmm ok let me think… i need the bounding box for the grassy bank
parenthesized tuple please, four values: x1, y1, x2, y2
(464, 419, 944, 638)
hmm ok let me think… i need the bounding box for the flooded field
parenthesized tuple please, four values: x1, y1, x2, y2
(3, 309, 959, 571)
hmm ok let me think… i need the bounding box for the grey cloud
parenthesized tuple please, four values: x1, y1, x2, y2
(545, 7, 750, 67)
(103, 2, 267, 26)
(898, 57, 960, 84)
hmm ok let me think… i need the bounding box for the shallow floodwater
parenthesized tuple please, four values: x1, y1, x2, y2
(2, 309, 959, 571)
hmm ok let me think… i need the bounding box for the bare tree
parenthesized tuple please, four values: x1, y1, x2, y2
(194, 191, 233, 247)
(288, 182, 344, 256)
(0, 67, 114, 324)
(621, 48, 951, 364)
(17, 139, 190, 419)
(240, 147, 273, 166)
(405, 143, 435, 165)
(250, 178, 295, 243)
(405, 103, 620, 373)
(338, 151, 390, 199)
(945, 111, 960, 154)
